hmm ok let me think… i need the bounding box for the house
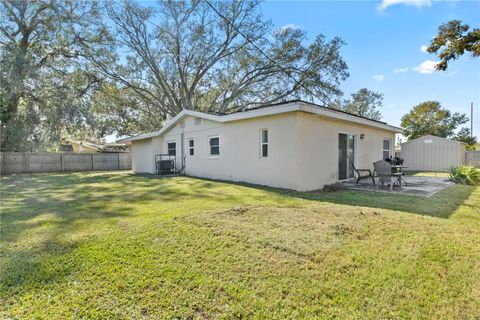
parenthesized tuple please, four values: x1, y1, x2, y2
(400, 135, 466, 171)
(60, 140, 130, 153)
(118, 100, 403, 191)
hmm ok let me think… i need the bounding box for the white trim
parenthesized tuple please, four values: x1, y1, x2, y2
(187, 138, 195, 157)
(167, 140, 176, 157)
(208, 135, 220, 158)
(383, 138, 392, 159)
(259, 128, 268, 158)
(337, 132, 357, 181)
(117, 101, 403, 143)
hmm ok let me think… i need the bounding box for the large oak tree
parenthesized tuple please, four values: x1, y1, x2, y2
(89, 0, 349, 125)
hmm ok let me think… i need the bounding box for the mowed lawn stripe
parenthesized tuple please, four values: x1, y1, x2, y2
(1, 172, 479, 319)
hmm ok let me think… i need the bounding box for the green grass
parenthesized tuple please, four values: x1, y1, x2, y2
(403, 170, 450, 178)
(1, 172, 479, 319)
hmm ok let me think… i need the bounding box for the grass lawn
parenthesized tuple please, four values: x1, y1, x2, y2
(1, 172, 479, 319)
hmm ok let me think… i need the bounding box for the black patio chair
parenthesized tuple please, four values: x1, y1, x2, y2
(351, 162, 375, 185)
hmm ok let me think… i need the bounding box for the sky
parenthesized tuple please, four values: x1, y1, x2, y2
(260, 0, 480, 139)
(109, 0, 480, 143)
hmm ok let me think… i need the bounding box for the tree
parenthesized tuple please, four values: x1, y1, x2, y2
(330, 88, 383, 120)
(88, 0, 348, 130)
(427, 20, 480, 71)
(401, 101, 468, 140)
(0, 0, 110, 151)
(452, 128, 478, 150)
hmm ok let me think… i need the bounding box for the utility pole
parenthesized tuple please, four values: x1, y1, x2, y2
(471, 102, 474, 138)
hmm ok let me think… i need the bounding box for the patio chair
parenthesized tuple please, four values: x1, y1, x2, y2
(374, 160, 396, 190)
(351, 162, 375, 185)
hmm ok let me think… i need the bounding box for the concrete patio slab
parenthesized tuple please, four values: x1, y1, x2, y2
(331, 176, 454, 197)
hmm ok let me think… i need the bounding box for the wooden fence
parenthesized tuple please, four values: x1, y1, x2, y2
(0, 152, 131, 175)
(466, 151, 480, 168)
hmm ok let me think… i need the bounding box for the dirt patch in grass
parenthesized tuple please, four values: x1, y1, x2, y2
(184, 204, 375, 262)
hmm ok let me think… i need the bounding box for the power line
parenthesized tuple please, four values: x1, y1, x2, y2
(203, 0, 323, 103)
(110, 0, 324, 104)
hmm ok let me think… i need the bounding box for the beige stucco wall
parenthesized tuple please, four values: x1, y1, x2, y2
(296, 112, 395, 191)
(130, 111, 396, 191)
(400, 135, 466, 171)
(161, 112, 300, 190)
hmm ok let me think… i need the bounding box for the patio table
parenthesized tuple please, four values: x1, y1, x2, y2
(392, 165, 408, 187)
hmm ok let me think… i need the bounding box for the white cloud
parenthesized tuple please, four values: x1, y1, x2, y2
(420, 45, 429, 53)
(394, 67, 409, 73)
(277, 24, 301, 33)
(413, 60, 439, 74)
(373, 74, 385, 81)
(378, 0, 431, 11)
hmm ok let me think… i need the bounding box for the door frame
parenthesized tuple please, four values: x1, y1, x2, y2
(337, 132, 357, 181)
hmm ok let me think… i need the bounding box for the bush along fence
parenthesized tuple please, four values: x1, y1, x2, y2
(0, 152, 131, 175)
(466, 151, 480, 168)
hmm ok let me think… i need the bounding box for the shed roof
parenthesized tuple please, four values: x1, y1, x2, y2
(118, 100, 403, 143)
(400, 134, 466, 146)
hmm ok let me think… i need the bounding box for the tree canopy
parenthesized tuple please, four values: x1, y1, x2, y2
(0, 0, 110, 151)
(330, 88, 383, 120)
(1, 0, 350, 151)
(427, 20, 480, 71)
(401, 101, 468, 140)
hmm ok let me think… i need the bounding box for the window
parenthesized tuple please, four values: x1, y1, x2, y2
(383, 139, 391, 160)
(188, 139, 194, 156)
(260, 129, 268, 157)
(194, 117, 202, 125)
(209, 136, 220, 156)
(167, 142, 176, 156)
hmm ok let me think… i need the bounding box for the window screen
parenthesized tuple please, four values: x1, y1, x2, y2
(188, 139, 194, 156)
(261, 129, 268, 157)
(209, 137, 219, 156)
(383, 139, 391, 160)
(167, 142, 176, 156)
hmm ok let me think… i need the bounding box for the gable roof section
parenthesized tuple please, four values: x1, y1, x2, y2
(118, 100, 403, 143)
(400, 134, 466, 145)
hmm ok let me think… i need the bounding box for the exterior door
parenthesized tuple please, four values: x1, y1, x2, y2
(338, 133, 356, 180)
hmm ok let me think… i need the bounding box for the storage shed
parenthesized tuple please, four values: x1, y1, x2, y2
(400, 135, 466, 171)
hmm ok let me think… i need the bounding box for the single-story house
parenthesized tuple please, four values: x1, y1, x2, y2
(118, 100, 403, 191)
(60, 139, 130, 153)
(400, 135, 466, 171)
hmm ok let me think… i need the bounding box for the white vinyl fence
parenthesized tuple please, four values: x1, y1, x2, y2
(466, 151, 480, 168)
(0, 152, 131, 175)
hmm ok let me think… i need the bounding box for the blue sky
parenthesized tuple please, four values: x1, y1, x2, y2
(261, 0, 480, 138)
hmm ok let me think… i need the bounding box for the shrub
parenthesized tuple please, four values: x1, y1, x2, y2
(449, 165, 480, 185)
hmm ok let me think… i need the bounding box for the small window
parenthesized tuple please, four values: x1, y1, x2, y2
(194, 117, 202, 125)
(188, 139, 194, 156)
(167, 142, 176, 156)
(383, 139, 391, 160)
(209, 137, 220, 156)
(260, 129, 268, 157)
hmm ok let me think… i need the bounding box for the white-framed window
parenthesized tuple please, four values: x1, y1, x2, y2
(208, 136, 220, 156)
(167, 141, 176, 156)
(188, 138, 194, 156)
(383, 139, 391, 160)
(260, 129, 268, 157)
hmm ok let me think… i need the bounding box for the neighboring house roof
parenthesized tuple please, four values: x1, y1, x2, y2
(118, 100, 404, 143)
(400, 134, 466, 145)
(66, 140, 130, 152)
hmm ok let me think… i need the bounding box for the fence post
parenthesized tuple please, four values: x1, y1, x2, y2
(91, 154, 94, 171)
(24, 152, 28, 174)
(117, 153, 120, 170)
(60, 153, 64, 172)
